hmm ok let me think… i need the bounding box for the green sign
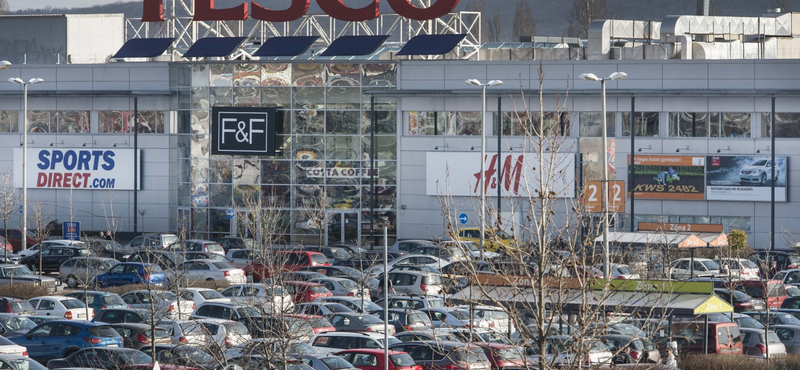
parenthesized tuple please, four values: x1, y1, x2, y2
(592, 279, 713, 294)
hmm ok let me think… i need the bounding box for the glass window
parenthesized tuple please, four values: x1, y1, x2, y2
(454, 112, 482, 135)
(58, 111, 90, 133)
(99, 111, 132, 133)
(579, 112, 614, 137)
(0, 111, 18, 132)
(711, 112, 750, 137)
(761, 113, 800, 138)
(669, 112, 708, 137)
(261, 64, 291, 86)
(622, 112, 659, 137)
(28, 111, 54, 133)
(362, 64, 396, 87)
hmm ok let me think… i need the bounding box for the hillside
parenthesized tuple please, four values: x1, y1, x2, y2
(10, 0, 797, 40)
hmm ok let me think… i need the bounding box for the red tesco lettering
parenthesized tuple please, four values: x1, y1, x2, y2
(142, 0, 460, 22)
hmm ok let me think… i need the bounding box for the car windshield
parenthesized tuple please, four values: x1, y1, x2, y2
(360, 301, 381, 312)
(354, 315, 383, 325)
(308, 317, 333, 328)
(734, 316, 764, 329)
(310, 254, 329, 264)
(178, 346, 214, 363)
(163, 235, 178, 246)
(617, 265, 634, 275)
(199, 290, 225, 300)
(776, 313, 800, 326)
(752, 160, 769, 166)
(0, 316, 35, 331)
(702, 260, 720, 270)
(479, 331, 512, 344)
(224, 321, 249, 335)
(740, 260, 758, 268)
(5, 266, 34, 276)
(496, 347, 524, 360)
(732, 290, 753, 301)
(101, 295, 126, 306)
(157, 291, 177, 301)
(88, 325, 123, 337)
(761, 331, 782, 344)
(61, 299, 85, 309)
(237, 306, 262, 318)
(120, 349, 154, 364)
(180, 322, 205, 335)
(390, 354, 416, 366)
(1, 357, 48, 370)
(321, 356, 353, 370)
(337, 279, 357, 290)
(378, 337, 401, 347)
(9, 301, 34, 313)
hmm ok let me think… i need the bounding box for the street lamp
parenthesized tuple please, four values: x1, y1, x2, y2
(8, 76, 44, 256)
(465, 79, 503, 261)
(579, 71, 626, 280)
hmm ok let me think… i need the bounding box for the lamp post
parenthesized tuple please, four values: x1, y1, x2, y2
(8, 76, 44, 255)
(579, 72, 626, 280)
(465, 79, 503, 261)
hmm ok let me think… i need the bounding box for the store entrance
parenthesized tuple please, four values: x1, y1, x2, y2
(326, 211, 360, 245)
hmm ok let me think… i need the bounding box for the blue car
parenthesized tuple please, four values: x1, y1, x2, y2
(64, 291, 128, 312)
(91, 262, 167, 288)
(8, 320, 123, 363)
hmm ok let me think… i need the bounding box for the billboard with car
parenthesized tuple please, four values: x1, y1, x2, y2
(705, 156, 788, 202)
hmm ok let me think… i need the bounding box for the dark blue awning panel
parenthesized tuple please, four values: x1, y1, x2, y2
(320, 35, 389, 56)
(113, 38, 174, 58)
(254, 36, 319, 57)
(183, 37, 247, 58)
(396, 34, 467, 56)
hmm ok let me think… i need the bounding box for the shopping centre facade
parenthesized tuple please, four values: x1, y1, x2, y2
(1, 8, 800, 248)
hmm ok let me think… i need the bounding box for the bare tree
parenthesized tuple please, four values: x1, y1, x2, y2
(512, 0, 536, 41)
(771, 0, 790, 12)
(27, 201, 53, 276)
(567, 0, 613, 38)
(0, 172, 19, 261)
(297, 188, 331, 248)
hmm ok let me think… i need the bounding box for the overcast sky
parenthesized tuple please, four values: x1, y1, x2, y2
(7, 0, 130, 11)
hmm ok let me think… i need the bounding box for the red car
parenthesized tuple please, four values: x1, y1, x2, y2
(473, 343, 527, 370)
(285, 313, 336, 334)
(734, 279, 787, 308)
(284, 281, 333, 303)
(335, 349, 421, 370)
(245, 251, 330, 282)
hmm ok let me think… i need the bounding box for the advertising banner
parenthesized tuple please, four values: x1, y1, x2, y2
(426, 152, 575, 198)
(211, 107, 277, 156)
(14, 148, 141, 190)
(628, 155, 705, 200)
(705, 156, 788, 202)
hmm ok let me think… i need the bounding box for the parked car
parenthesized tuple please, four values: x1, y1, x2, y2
(226, 249, 259, 268)
(286, 271, 329, 282)
(8, 320, 123, 363)
(388, 240, 437, 256)
(774, 324, 800, 354)
(65, 291, 128, 312)
(92, 262, 167, 288)
(168, 240, 225, 256)
(220, 283, 294, 314)
(302, 355, 358, 370)
(120, 290, 194, 320)
(0, 313, 36, 336)
(20, 241, 84, 260)
(211, 237, 254, 252)
(736, 279, 787, 308)
(172, 260, 247, 286)
(125, 233, 178, 250)
(245, 251, 331, 282)
(374, 295, 446, 310)
(439, 241, 501, 260)
(0, 354, 47, 370)
(601, 334, 661, 363)
(141, 343, 218, 370)
(316, 297, 382, 314)
(526, 336, 612, 367)
(0, 229, 39, 252)
(284, 281, 334, 303)
(20, 245, 89, 273)
(473, 342, 527, 370)
(310, 332, 396, 354)
(178, 287, 230, 307)
(730, 313, 765, 329)
(126, 250, 183, 270)
(392, 329, 461, 343)
(673, 321, 742, 355)
(372, 308, 432, 333)
(28, 296, 92, 320)
(304, 246, 355, 264)
(748, 250, 800, 271)
(714, 288, 766, 312)
(327, 312, 394, 335)
(156, 319, 209, 346)
(716, 258, 760, 280)
(334, 349, 420, 370)
(0, 265, 60, 291)
(595, 263, 640, 280)
(408, 245, 470, 263)
(46, 347, 152, 370)
(226, 338, 319, 358)
(111, 322, 171, 349)
(367, 255, 448, 277)
(668, 258, 721, 280)
(195, 318, 252, 348)
(292, 302, 355, 317)
(189, 302, 263, 337)
(286, 314, 336, 334)
(0, 335, 27, 356)
(182, 251, 234, 263)
(741, 327, 786, 358)
(379, 271, 443, 296)
(389, 340, 492, 370)
(84, 238, 133, 261)
(302, 266, 380, 294)
(59, 257, 118, 288)
(91, 308, 146, 324)
(456, 227, 514, 253)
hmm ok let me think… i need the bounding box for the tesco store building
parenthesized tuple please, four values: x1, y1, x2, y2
(1, 5, 800, 248)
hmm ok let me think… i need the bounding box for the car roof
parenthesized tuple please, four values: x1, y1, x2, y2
(392, 340, 471, 349)
(334, 349, 405, 355)
(316, 331, 385, 338)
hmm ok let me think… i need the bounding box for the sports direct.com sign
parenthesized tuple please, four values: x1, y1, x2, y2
(14, 148, 141, 190)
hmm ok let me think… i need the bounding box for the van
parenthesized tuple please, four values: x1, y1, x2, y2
(673, 321, 742, 355)
(736, 280, 787, 308)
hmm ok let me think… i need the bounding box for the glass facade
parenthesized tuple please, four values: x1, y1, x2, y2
(174, 62, 398, 245)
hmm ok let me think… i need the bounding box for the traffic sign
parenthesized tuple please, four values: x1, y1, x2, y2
(62, 222, 80, 241)
(458, 213, 468, 224)
(226, 208, 235, 220)
(584, 180, 625, 213)
(17, 205, 22, 215)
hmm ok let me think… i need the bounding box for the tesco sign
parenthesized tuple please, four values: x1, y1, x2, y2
(142, 0, 461, 22)
(14, 148, 141, 190)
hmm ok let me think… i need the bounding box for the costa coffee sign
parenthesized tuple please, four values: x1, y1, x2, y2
(142, 0, 461, 23)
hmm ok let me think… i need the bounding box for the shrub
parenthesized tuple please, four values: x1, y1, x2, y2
(0, 283, 52, 300)
(681, 354, 800, 370)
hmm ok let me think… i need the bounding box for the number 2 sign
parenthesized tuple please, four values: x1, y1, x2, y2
(583, 180, 625, 213)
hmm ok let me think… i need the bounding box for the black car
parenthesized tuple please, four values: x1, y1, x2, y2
(372, 308, 432, 333)
(211, 236, 254, 252)
(91, 308, 146, 324)
(46, 347, 151, 370)
(20, 246, 89, 273)
(714, 288, 766, 312)
(141, 344, 217, 370)
(126, 250, 182, 270)
(84, 238, 133, 261)
(748, 250, 800, 271)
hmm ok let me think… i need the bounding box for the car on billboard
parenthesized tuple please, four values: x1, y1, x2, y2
(739, 159, 780, 185)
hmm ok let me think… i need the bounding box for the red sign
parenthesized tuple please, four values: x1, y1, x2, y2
(142, 0, 460, 22)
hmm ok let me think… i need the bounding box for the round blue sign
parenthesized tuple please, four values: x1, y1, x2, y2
(226, 208, 235, 220)
(458, 213, 468, 225)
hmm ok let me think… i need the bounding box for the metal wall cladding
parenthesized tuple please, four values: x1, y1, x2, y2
(661, 14, 792, 37)
(0, 16, 67, 64)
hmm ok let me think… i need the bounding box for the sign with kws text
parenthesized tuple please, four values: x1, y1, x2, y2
(426, 152, 575, 198)
(13, 148, 141, 190)
(211, 107, 276, 156)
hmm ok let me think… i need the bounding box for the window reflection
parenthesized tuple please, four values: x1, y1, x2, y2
(0, 111, 18, 133)
(58, 111, 90, 133)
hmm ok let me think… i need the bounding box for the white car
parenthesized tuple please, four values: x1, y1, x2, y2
(455, 305, 513, 334)
(595, 263, 640, 280)
(197, 318, 252, 348)
(179, 287, 231, 307)
(310, 332, 400, 355)
(28, 296, 93, 320)
(0, 336, 27, 356)
(367, 255, 449, 277)
(716, 258, 760, 280)
(220, 283, 294, 314)
(309, 277, 369, 298)
(668, 258, 721, 280)
(528, 336, 612, 367)
(19, 240, 86, 259)
(157, 319, 209, 346)
(173, 260, 246, 286)
(120, 290, 195, 320)
(739, 159, 779, 185)
(316, 296, 382, 314)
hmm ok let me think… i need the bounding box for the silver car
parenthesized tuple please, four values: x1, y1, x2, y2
(741, 327, 787, 358)
(774, 325, 800, 354)
(58, 257, 118, 288)
(309, 277, 369, 297)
